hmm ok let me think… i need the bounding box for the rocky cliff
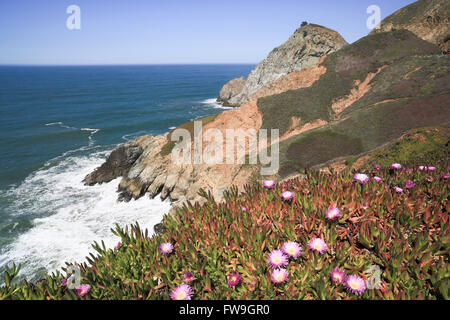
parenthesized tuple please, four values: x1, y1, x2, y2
(371, 0, 449, 51)
(217, 24, 348, 107)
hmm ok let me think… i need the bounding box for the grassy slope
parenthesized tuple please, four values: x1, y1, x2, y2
(256, 30, 449, 177)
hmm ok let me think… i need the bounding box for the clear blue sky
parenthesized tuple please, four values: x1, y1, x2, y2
(0, 0, 417, 65)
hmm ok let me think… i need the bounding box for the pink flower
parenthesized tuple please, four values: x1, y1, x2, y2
(418, 166, 427, 171)
(443, 173, 450, 179)
(373, 176, 382, 183)
(353, 173, 369, 184)
(241, 206, 247, 211)
(271, 268, 288, 284)
(405, 168, 414, 173)
(394, 187, 403, 193)
(170, 284, 193, 300)
(308, 238, 328, 254)
(375, 165, 381, 171)
(115, 242, 121, 249)
(60, 279, 67, 286)
(227, 272, 242, 287)
(263, 180, 275, 189)
(268, 249, 289, 268)
(403, 180, 416, 189)
(76, 284, 91, 298)
(325, 207, 341, 220)
(330, 268, 346, 284)
(159, 242, 174, 254)
(281, 191, 294, 201)
(345, 275, 366, 295)
(428, 166, 436, 171)
(183, 272, 195, 283)
(390, 163, 402, 170)
(281, 242, 302, 259)
(362, 204, 368, 210)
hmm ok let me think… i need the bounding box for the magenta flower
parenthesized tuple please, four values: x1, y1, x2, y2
(170, 284, 193, 300)
(281, 242, 302, 259)
(325, 207, 341, 220)
(227, 272, 242, 287)
(418, 166, 427, 171)
(390, 163, 402, 170)
(404, 180, 416, 189)
(394, 187, 404, 193)
(76, 284, 91, 298)
(375, 165, 381, 171)
(263, 180, 275, 189)
(373, 176, 382, 183)
(330, 268, 346, 284)
(443, 173, 450, 179)
(428, 166, 436, 171)
(115, 242, 121, 249)
(345, 275, 366, 295)
(159, 242, 174, 254)
(271, 268, 288, 284)
(353, 173, 369, 184)
(268, 249, 289, 268)
(184, 272, 195, 283)
(281, 191, 294, 201)
(308, 238, 328, 254)
(362, 204, 368, 210)
(405, 168, 414, 173)
(241, 206, 247, 211)
(60, 279, 67, 286)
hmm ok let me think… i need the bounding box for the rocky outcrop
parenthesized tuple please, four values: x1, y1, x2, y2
(217, 77, 246, 106)
(371, 0, 450, 51)
(83, 141, 143, 185)
(218, 24, 348, 107)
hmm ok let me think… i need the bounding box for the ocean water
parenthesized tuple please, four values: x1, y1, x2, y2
(0, 64, 254, 282)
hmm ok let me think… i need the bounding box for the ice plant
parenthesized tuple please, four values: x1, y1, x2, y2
(76, 284, 91, 298)
(330, 268, 346, 284)
(373, 176, 382, 183)
(281, 242, 302, 259)
(404, 180, 416, 189)
(159, 242, 174, 254)
(353, 173, 369, 184)
(375, 165, 381, 171)
(345, 275, 366, 295)
(271, 268, 288, 284)
(184, 272, 194, 283)
(281, 191, 294, 201)
(390, 163, 402, 170)
(241, 206, 247, 211)
(428, 166, 436, 171)
(170, 284, 193, 300)
(308, 238, 328, 254)
(268, 249, 289, 268)
(443, 173, 450, 179)
(227, 272, 242, 287)
(325, 207, 341, 220)
(60, 279, 67, 286)
(115, 242, 121, 249)
(418, 166, 427, 171)
(263, 180, 275, 189)
(394, 187, 404, 193)
(362, 204, 368, 210)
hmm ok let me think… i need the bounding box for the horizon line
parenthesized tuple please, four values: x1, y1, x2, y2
(0, 62, 258, 67)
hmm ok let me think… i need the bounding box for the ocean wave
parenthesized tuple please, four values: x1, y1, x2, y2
(0, 148, 171, 282)
(201, 98, 233, 110)
(45, 122, 77, 130)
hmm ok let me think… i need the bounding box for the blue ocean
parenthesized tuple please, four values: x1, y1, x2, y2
(0, 64, 254, 282)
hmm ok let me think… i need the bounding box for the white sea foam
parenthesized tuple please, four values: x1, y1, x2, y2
(45, 122, 77, 130)
(0, 148, 171, 281)
(201, 98, 233, 110)
(80, 128, 100, 146)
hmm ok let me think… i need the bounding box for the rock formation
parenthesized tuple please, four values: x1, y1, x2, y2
(217, 24, 348, 107)
(371, 0, 450, 51)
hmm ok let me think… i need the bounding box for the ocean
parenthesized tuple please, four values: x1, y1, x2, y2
(0, 64, 254, 282)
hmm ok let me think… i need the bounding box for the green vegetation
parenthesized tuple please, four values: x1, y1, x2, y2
(1, 147, 449, 300)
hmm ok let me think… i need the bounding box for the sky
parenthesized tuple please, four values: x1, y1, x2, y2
(0, 0, 418, 65)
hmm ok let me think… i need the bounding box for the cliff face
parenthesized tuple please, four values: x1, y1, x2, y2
(371, 0, 450, 51)
(218, 24, 348, 107)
